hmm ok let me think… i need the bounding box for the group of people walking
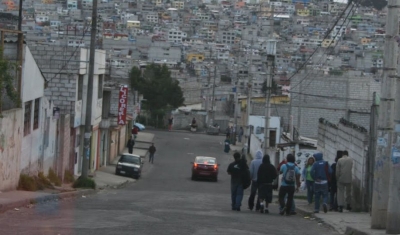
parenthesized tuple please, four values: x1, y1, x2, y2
(303, 150, 353, 213)
(225, 126, 244, 143)
(227, 149, 353, 215)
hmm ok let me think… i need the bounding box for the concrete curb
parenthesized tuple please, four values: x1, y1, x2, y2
(96, 179, 136, 190)
(295, 205, 341, 234)
(344, 227, 370, 235)
(0, 189, 96, 214)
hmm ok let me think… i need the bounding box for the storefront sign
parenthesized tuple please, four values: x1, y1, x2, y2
(118, 86, 128, 125)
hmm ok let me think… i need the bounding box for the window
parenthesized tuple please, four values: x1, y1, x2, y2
(24, 101, 32, 136)
(98, 75, 103, 99)
(269, 130, 276, 147)
(33, 98, 40, 130)
(78, 75, 83, 100)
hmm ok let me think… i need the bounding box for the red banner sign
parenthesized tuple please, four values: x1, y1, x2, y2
(118, 86, 128, 125)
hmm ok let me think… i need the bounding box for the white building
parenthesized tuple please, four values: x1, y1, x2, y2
(21, 46, 58, 176)
(146, 13, 159, 23)
(168, 28, 187, 43)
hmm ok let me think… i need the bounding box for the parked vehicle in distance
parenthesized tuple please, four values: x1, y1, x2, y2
(206, 123, 220, 135)
(115, 154, 143, 179)
(191, 156, 219, 181)
(134, 122, 146, 131)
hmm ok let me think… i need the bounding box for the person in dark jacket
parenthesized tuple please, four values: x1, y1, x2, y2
(257, 155, 278, 214)
(148, 143, 156, 164)
(329, 150, 343, 211)
(311, 152, 332, 213)
(227, 152, 244, 211)
(127, 137, 135, 154)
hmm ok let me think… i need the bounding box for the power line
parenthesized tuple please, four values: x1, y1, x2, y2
(287, 90, 372, 102)
(289, 2, 357, 100)
(44, 23, 90, 85)
(284, 2, 355, 83)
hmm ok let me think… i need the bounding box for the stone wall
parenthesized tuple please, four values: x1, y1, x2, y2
(317, 118, 369, 211)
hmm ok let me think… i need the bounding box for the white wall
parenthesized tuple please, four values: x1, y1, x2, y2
(22, 46, 44, 103)
(249, 115, 281, 145)
(21, 46, 57, 175)
(0, 109, 23, 191)
(21, 96, 56, 175)
(317, 118, 369, 211)
(78, 48, 106, 126)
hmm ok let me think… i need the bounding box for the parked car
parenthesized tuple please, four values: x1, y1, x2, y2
(115, 154, 143, 179)
(134, 122, 145, 131)
(191, 156, 219, 182)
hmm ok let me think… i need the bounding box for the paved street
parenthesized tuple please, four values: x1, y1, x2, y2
(0, 131, 338, 235)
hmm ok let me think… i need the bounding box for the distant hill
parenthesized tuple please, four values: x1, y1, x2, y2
(360, 0, 388, 10)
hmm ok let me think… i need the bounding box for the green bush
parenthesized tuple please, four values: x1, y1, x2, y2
(73, 177, 96, 189)
(37, 172, 54, 189)
(18, 174, 37, 191)
(64, 170, 75, 183)
(48, 168, 62, 186)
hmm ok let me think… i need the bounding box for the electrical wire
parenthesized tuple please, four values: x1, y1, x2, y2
(288, 90, 372, 102)
(44, 23, 90, 85)
(285, 2, 355, 83)
(289, 3, 357, 96)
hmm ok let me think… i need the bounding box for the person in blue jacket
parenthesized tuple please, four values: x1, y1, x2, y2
(311, 152, 332, 213)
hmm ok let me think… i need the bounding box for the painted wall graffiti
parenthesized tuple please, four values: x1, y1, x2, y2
(391, 147, 400, 167)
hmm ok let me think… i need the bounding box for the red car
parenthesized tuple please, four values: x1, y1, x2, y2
(191, 156, 219, 182)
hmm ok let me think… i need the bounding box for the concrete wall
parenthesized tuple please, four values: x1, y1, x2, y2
(22, 46, 45, 102)
(29, 45, 80, 116)
(21, 97, 57, 175)
(79, 48, 106, 127)
(290, 72, 380, 138)
(57, 114, 71, 180)
(171, 112, 206, 130)
(21, 46, 57, 176)
(249, 133, 262, 158)
(317, 118, 369, 211)
(0, 109, 23, 191)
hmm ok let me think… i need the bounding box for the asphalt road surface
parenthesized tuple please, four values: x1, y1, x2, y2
(0, 130, 338, 235)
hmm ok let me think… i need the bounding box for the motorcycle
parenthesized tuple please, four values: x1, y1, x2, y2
(190, 123, 197, 132)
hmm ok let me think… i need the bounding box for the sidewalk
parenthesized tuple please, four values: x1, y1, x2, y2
(0, 132, 156, 215)
(0, 188, 95, 214)
(295, 199, 385, 235)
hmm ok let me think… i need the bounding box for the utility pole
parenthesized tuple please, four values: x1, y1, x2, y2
(371, 0, 399, 230)
(246, 39, 254, 143)
(264, 55, 275, 155)
(205, 48, 212, 126)
(387, 1, 400, 231)
(233, 42, 244, 145)
(209, 64, 217, 127)
(368, 92, 378, 213)
(233, 75, 239, 145)
(263, 40, 276, 156)
(82, 0, 98, 179)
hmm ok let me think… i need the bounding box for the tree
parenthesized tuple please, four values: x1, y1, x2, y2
(261, 79, 279, 96)
(129, 64, 184, 118)
(360, 0, 387, 10)
(0, 48, 21, 114)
